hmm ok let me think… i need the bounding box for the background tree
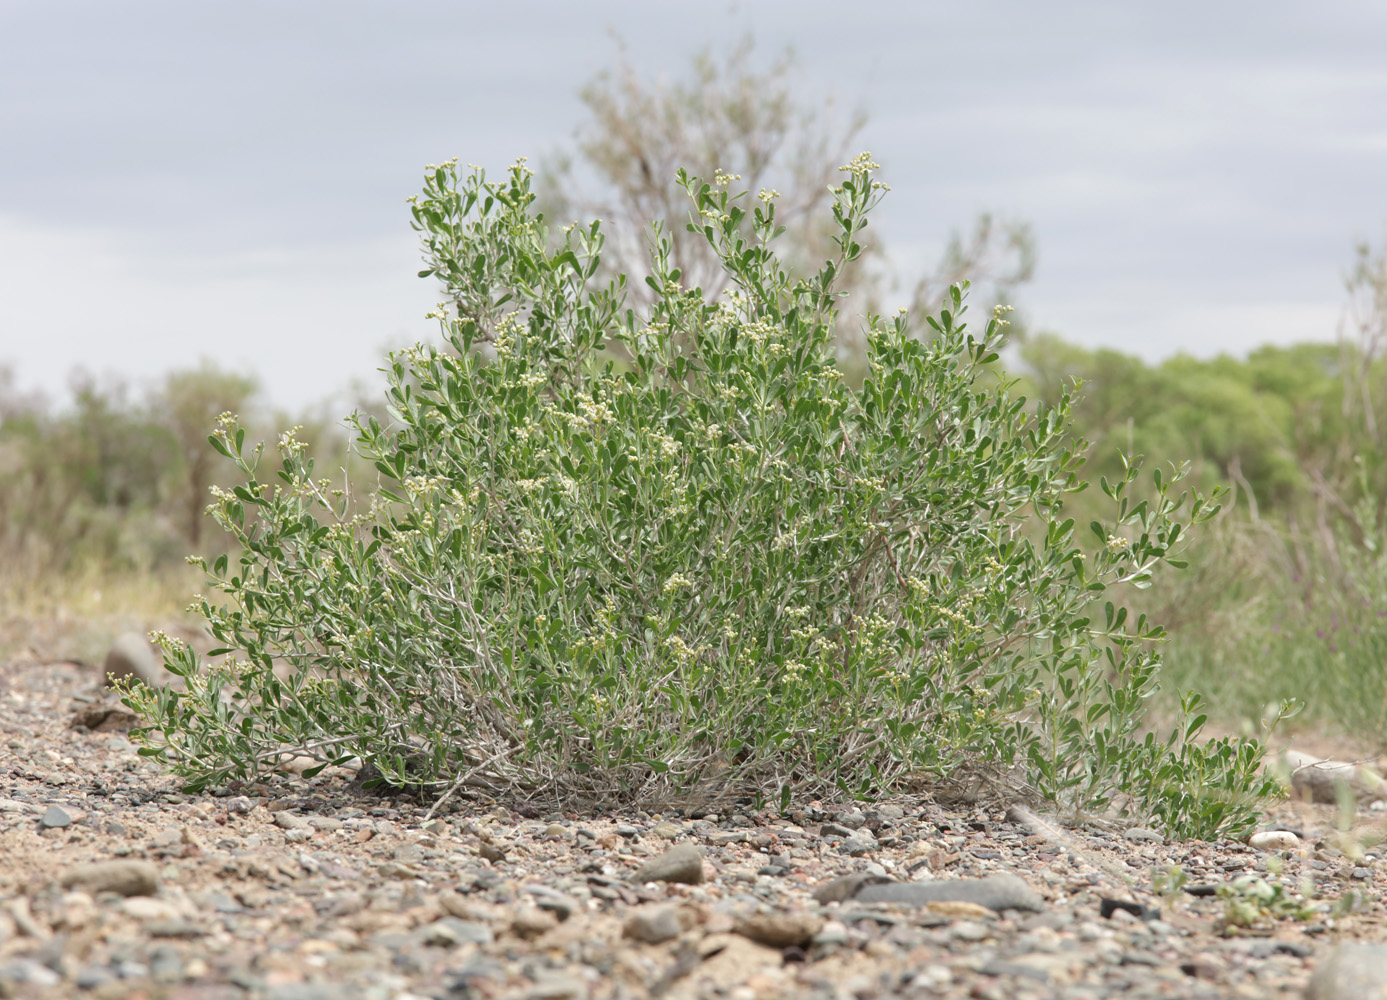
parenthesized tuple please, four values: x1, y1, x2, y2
(155, 362, 258, 547)
(538, 35, 1036, 361)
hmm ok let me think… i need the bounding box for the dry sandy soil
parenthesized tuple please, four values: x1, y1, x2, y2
(3, 615, 1387, 1000)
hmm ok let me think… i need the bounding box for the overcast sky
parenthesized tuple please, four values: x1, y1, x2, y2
(3, 0, 1386, 411)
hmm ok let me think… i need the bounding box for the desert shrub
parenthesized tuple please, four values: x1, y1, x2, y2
(121, 156, 1280, 837)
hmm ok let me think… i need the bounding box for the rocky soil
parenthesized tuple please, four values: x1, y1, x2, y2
(3, 648, 1387, 999)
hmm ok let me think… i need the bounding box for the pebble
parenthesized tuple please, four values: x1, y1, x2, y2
(842, 829, 878, 856)
(1307, 942, 1387, 999)
(812, 873, 893, 903)
(812, 919, 849, 947)
(273, 810, 309, 831)
(624, 903, 684, 943)
(735, 909, 824, 947)
(59, 859, 160, 896)
(950, 920, 992, 942)
(632, 842, 705, 884)
(40, 805, 71, 828)
(852, 873, 1046, 912)
(522, 974, 587, 1000)
(980, 957, 1049, 982)
(510, 904, 559, 937)
(837, 809, 868, 830)
(1249, 829, 1301, 850)
(1123, 827, 1163, 844)
(524, 885, 578, 921)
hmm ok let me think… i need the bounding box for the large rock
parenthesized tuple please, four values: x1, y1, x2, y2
(631, 843, 705, 885)
(1277, 750, 1387, 804)
(60, 860, 160, 897)
(814, 873, 1045, 912)
(102, 632, 173, 688)
(1306, 943, 1387, 999)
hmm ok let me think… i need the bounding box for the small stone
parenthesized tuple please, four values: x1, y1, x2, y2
(102, 632, 172, 688)
(266, 985, 342, 1000)
(543, 822, 568, 840)
(123, 897, 182, 921)
(812, 920, 849, 946)
(1353, 867, 1373, 880)
(439, 890, 476, 919)
(7, 897, 49, 939)
(70, 702, 139, 732)
(59, 860, 160, 897)
(632, 842, 705, 884)
(1124, 827, 1163, 844)
(624, 903, 684, 944)
(949, 920, 992, 942)
(428, 916, 492, 946)
(1100, 897, 1158, 921)
(479, 841, 506, 862)
(0, 959, 60, 987)
(828, 873, 1045, 912)
(1121, 949, 1165, 966)
(735, 910, 824, 948)
(650, 820, 683, 840)
(925, 900, 993, 919)
(273, 811, 309, 831)
(1180, 955, 1225, 980)
(308, 816, 342, 832)
(224, 796, 255, 814)
(422, 916, 489, 947)
(146, 919, 203, 938)
(40, 806, 71, 829)
(979, 957, 1049, 982)
(1249, 830, 1300, 851)
(837, 808, 867, 830)
(521, 974, 586, 1000)
(524, 885, 577, 921)
(1184, 883, 1221, 897)
(75, 965, 115, 989)
(842, 829, 878, 856)
(812, 873, 893, 904)
(511, 904, 559, 938)
(149, 944, 184, 982)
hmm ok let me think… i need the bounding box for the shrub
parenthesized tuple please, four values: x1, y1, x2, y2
(121, 155, 1280, 837)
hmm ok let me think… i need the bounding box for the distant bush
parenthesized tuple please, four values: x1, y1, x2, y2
(123, 157, 1281, 838)
(0, 363, 356, 584)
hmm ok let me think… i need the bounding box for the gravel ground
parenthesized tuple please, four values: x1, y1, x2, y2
(3, 654, 1387, 1000)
